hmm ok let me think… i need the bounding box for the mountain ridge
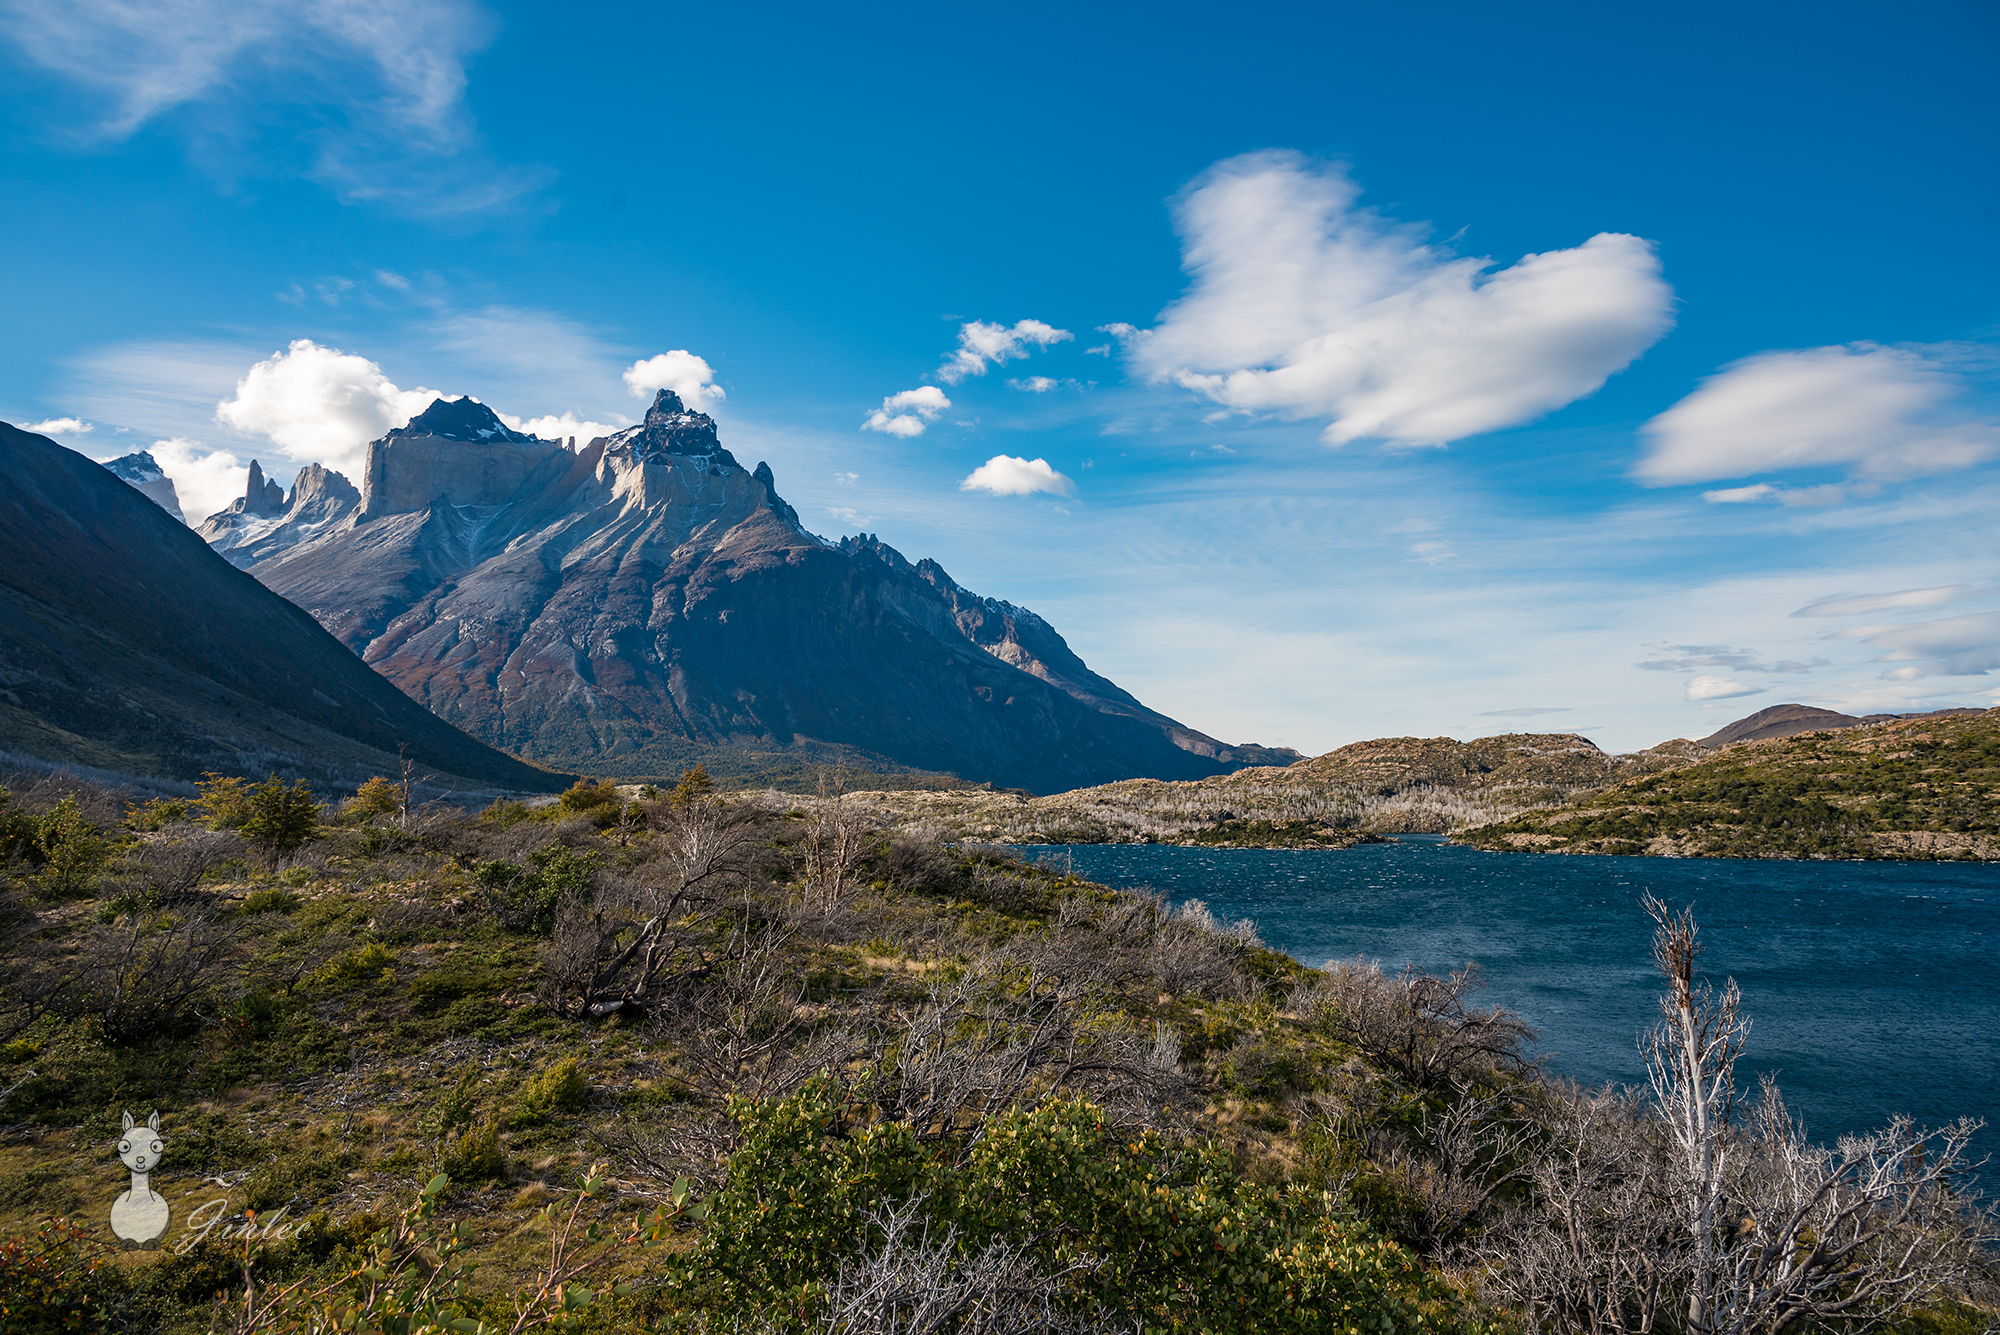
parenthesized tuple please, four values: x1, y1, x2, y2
(0, 421, 568, 793)
(214, 393, 1297, 792)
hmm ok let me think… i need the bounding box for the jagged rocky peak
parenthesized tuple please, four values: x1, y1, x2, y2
(612, 389, 726, 462)
(103, 450, 186, 523)
(390, 396, 534, 444)
(243, 460, 287, 516)
(104, 450, 164, 484)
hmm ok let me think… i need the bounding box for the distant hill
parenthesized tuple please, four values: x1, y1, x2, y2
(1461, 709, 2000, 860)
(1700, 702, 1983, 748)
(835, 731, 1708, 845)
(0, 422, 568, 793)
(206, 392, 1296, 794)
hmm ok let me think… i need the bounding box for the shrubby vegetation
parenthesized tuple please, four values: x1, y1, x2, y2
(1464, 711, 2000, 859)
(0, 761, 1989, 1333)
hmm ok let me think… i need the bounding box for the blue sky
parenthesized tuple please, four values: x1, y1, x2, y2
(3, 0, 1997, 755)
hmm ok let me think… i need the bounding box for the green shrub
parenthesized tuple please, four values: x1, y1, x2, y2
(341, 775, 401, 824)
(313, 942, 396, 988)
(511, 1055, 587, 1125)
(676, 1082, 1456, 1333)
(239, 775, 322, 867)
(237, 887, 300, 915)
(437, 1118, 506, 1184)
(124, 796, 192, 832)
(30, 799, 109, 900)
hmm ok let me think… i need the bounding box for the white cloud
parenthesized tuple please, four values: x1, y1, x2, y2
(1477, 707, 1572, 717)
(863, 386, 950, 438)
(1638, 343, 2000, 485)
(1408, 539, 1457, 565)
(959, 455, 1076, 497)
(1702, 483, 1778, 504)
(1840, 610, 2000, 680)
(497, 412, 625, 446)
(623, 351, 725, 407)
(937, 320, 1072, 384)
(1131, 151, 1674, 446)
(147, 436, 247, 525)
(832, 471, 859, 485)
(215, 339, 437, 478)
(1008, 376, 1058, 393)
(1636, 643, 1827, 674)
(1794, 585, 1980, 618)
(1084, 344, 1112, 357)
(20, 417, 92, 436)
(1685, 675, 1764, 702)
(0, 0, 536, 212)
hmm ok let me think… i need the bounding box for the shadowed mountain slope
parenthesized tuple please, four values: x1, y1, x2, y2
(0, 422, 566, 792)
(235, 392, 1293, 793)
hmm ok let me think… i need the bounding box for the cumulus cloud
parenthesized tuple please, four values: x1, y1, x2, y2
(959, 455, 1076, 497)
(1008, 376, 1058, 393)
(1793, 586, 1981, 618)
(21, 417, 92, 436)
(215, 339, 437, 477)
(937, 320, 1072, 384)
(1637, 343, 2000, 485)
(147, 436, 247, 526)
(863, 387, 951, 438)
(498, 412, 626, 446)
(0, 0, 542, 212)
(1686, 675, 1764, 702)
(623, 351, 724, 407)
(1129, 151, 1674, 446)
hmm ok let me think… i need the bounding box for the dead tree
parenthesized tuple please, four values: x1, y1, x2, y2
(1302, 958, 1536, 1094)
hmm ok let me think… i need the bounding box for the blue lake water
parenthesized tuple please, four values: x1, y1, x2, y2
(1026, 839, 2000, 1152)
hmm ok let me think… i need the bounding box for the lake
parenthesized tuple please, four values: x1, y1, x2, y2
(1025, 838, 1999, 1151)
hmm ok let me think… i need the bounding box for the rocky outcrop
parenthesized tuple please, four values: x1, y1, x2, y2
(198, 461, 362, 568)
(0, 420, 566, 792)
(835, 731, 1707, 844)
(227, 392, 1286, 792)
(102, 451, 184, 523)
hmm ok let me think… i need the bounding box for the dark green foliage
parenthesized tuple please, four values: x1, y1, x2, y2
(676, 1082, 1454, 1333)
(511, 1054, 587, 1125)
(239, 774, 322, 866)
(477, 843, 603, 935)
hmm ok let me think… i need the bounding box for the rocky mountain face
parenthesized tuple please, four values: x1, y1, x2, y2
(103, 451, 184, 523)
(0, 421, 565, 792)
(200, 460, 362, 567)
(218, 392, 1292, 792)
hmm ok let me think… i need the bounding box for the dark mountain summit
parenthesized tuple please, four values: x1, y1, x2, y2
(0, 421, 564, 791)
(1699, 702, 1984, 748)
(221, 392, 1295, 791)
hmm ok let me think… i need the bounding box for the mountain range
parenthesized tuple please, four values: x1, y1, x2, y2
(0, 421, 564, 793)
(197, 393, 1296, 793)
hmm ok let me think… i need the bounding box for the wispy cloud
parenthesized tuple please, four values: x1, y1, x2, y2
(1793, 585, 1983, 618)
(1839, 610, 2000, 680)
(1477, 707, 1571, 716)
(1636, 643, 1829, 674)
(937, 320, 1072, 384)
(19, 417, 92, 436)
(1685, 675, 1764, 702)
(1127, 151, 1674, 446)
(1640, 342, 2000, 486)
(0, 0, 548, 212)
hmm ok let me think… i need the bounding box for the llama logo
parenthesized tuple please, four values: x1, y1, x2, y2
(111, 1110, 171, 1248)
